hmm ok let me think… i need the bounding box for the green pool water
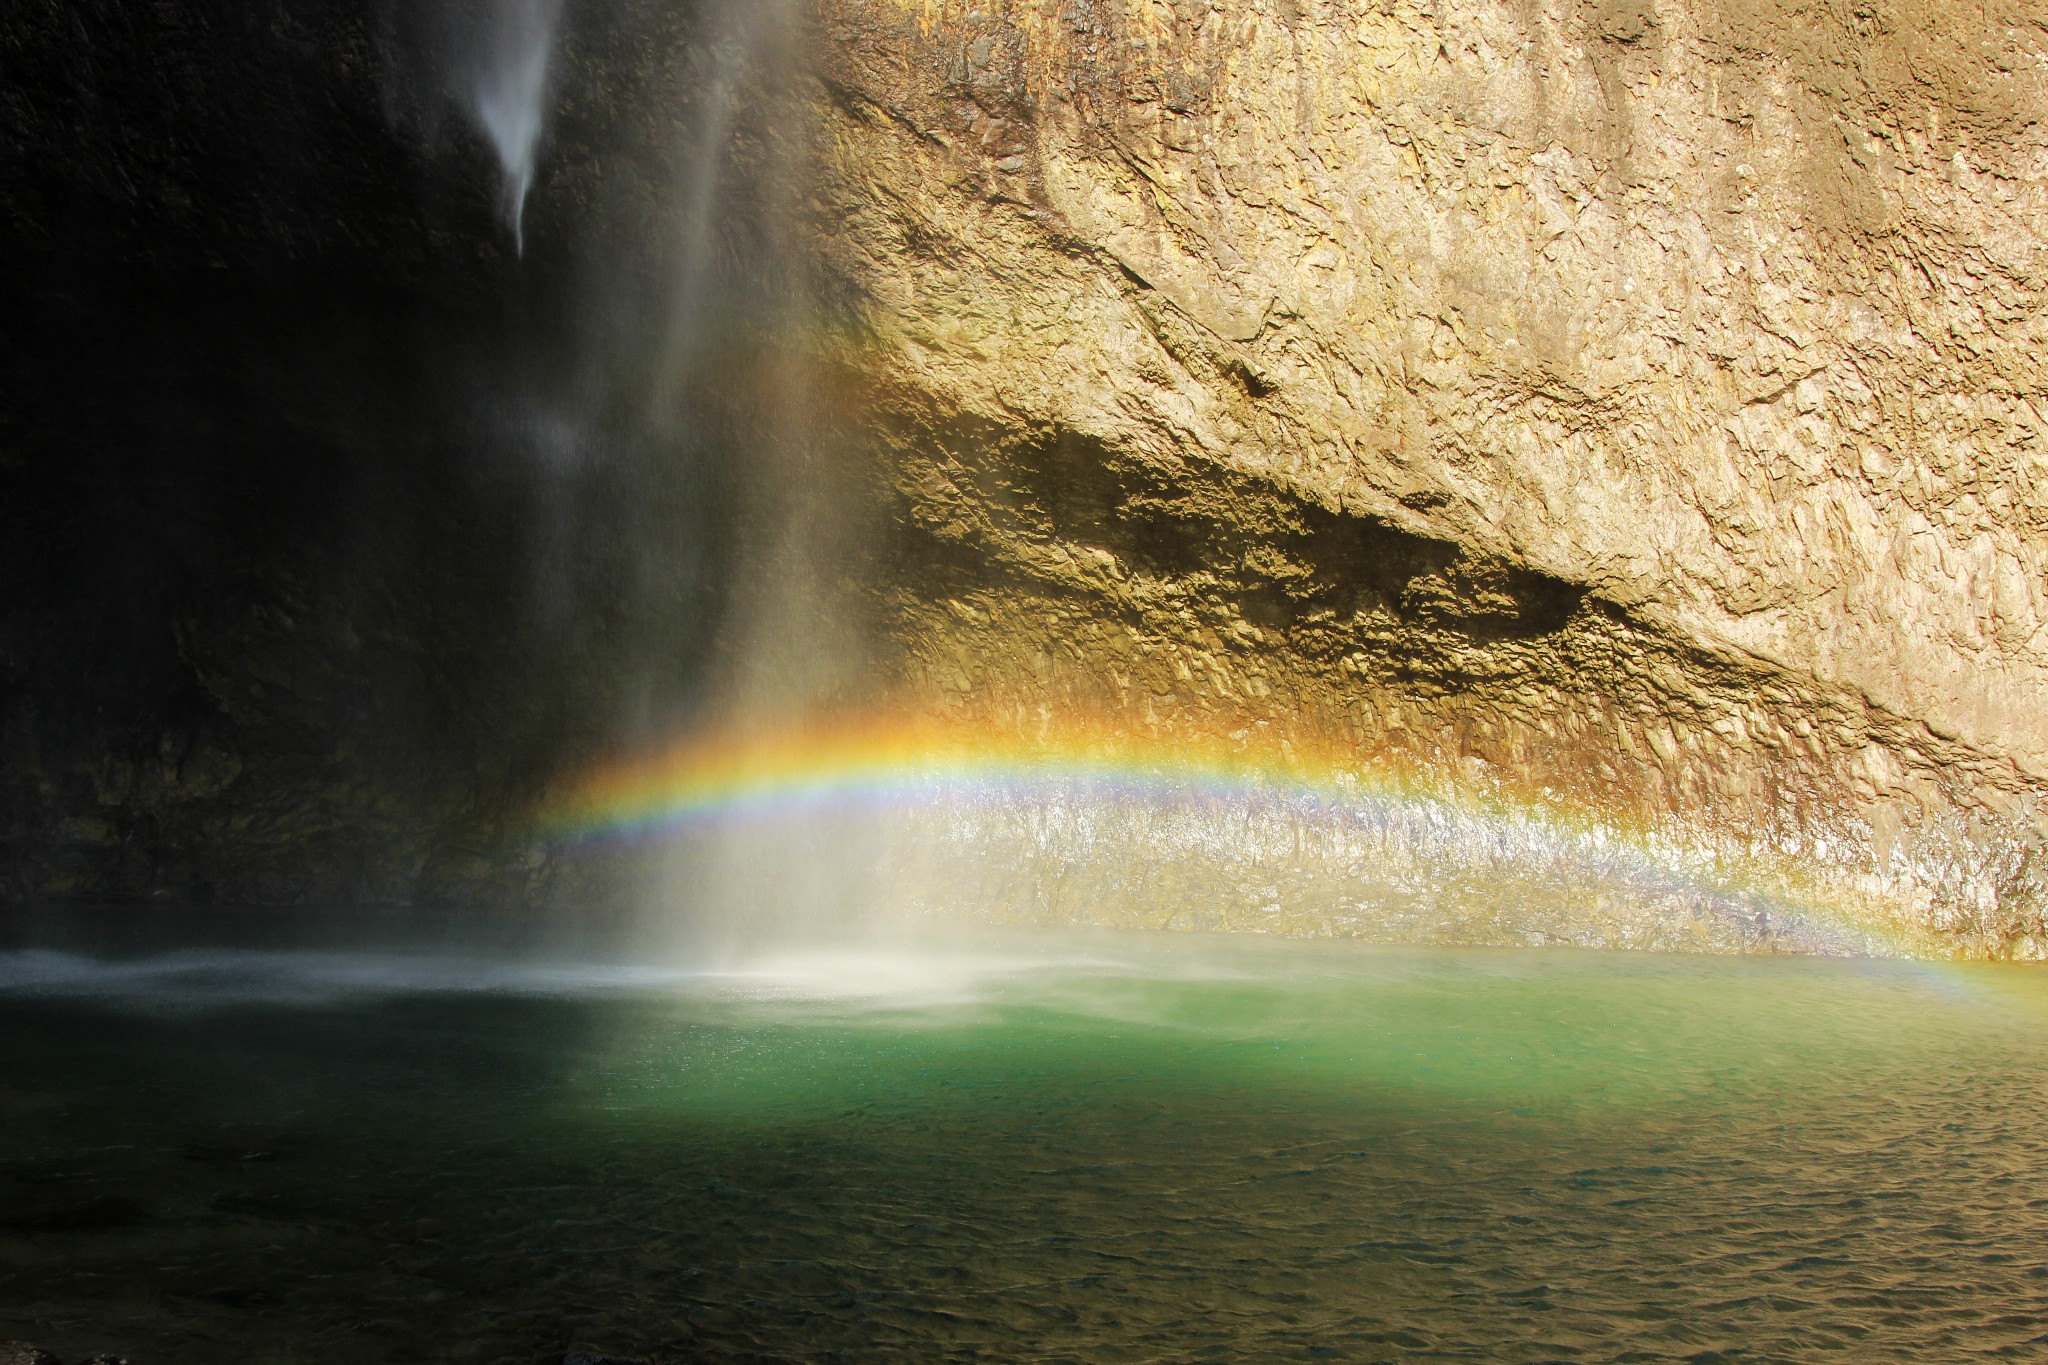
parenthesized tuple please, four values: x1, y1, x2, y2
(2, 931, 2045, 1363)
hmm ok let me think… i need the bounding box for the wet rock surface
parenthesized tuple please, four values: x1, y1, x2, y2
(0, 1, 790, 913)
(1, 1345, 127, 1365)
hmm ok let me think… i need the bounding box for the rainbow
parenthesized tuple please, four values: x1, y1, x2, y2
(539, 711, 1387, 845)
(533, 709, 1932, 959)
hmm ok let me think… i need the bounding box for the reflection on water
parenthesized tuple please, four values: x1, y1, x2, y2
(2, 930, 2045, 1363)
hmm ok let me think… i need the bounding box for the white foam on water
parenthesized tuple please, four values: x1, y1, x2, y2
(0, 948, 694, 1006)
(0, 933, 1257, 1016)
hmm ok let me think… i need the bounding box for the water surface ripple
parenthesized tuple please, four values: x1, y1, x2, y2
(1, 934, 2044, 1363)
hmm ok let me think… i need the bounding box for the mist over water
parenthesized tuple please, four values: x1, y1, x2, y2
(549, 0, 872, 952)
(0, 934, 1214, 1014)
(611, 794, 1883, 969)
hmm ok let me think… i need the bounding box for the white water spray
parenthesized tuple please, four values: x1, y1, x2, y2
(463, 0, 563, 255)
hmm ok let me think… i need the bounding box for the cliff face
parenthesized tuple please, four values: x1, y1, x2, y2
(5, 0, 2046, 953)
(809, 0, 2048, 951)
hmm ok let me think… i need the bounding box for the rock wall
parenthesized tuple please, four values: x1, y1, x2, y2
(0, 0, 795, 909)
(808, 0, 2048, 952)
(5, 0, 2046, 954)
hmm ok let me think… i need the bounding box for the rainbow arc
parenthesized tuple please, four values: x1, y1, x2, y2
(536, 709, 1931, 960)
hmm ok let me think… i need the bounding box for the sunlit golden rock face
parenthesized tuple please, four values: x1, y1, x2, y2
(802, 0, 2048, 952)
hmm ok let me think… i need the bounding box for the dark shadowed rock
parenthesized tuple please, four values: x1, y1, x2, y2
(0, 1195, 148, 1233)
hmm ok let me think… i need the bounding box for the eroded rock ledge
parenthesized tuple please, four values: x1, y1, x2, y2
(808, 0, 2048, 953)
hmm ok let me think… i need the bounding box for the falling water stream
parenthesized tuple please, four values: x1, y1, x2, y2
(460, 0, 563, 255)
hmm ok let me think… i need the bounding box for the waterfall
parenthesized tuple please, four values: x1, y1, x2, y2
(462, 0, 563, 255)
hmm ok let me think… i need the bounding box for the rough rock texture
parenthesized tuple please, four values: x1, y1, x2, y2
(4, 0, 2046, 955)
(806, 0, 2048, 952)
